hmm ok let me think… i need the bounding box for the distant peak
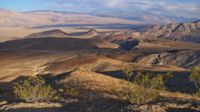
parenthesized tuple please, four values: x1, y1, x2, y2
(86, 28, 98, 36)
(88, 28, 97, 32)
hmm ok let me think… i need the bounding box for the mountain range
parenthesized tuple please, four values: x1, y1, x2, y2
(0, 8, 143, 28)
(0, 8, 199, 28)
(107, 12, 198, 24)
(138, 20, 200, 43)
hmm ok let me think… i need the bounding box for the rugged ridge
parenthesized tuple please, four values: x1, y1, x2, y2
(140, 20, 200, 43)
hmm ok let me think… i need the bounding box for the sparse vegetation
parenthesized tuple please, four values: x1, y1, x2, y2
(133, 72, 167, 90)
(123, 67, 134, 81)
(123, 67, 173, 104)
(194, 90, 200, 98)
(13, 76, 60, 103)
(64, 84, 79, 97)
(127, 86, 159, 105)
(190, 66, 200, 98)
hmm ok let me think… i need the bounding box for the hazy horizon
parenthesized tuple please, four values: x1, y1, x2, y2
(0, 0, 200, 18)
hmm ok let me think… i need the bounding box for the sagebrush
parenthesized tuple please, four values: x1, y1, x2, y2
(127, 87, 159, 105)
(13, 76, 60, 103)
(190, 66, 200, 98)
(123, 67, 172, 104)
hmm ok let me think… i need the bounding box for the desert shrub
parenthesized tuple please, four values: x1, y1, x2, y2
(123, 67, 134, 81)
(194, 89, 200, 98)
(127, 87, 159, 105)
(126, 72, 162, 104)
(123, 68, 173, 104)
(122, 65, 139, 81)
(189, 66, 200, 98)
(190, 66, 200, 89)
(13, 76, 59, 103)
(123, 67, 172, 90)
(64, 84, 79, 97)
(129, 71, 170, 90)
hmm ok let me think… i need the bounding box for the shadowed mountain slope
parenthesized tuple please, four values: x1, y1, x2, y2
(0, 37, 119, 51)
(26, 29, 68, 38)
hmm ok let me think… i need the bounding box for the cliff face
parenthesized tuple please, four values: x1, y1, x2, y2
(140, 21, 200, 43)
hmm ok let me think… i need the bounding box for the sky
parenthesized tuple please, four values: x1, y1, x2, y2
(0, 0, 200, 18)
